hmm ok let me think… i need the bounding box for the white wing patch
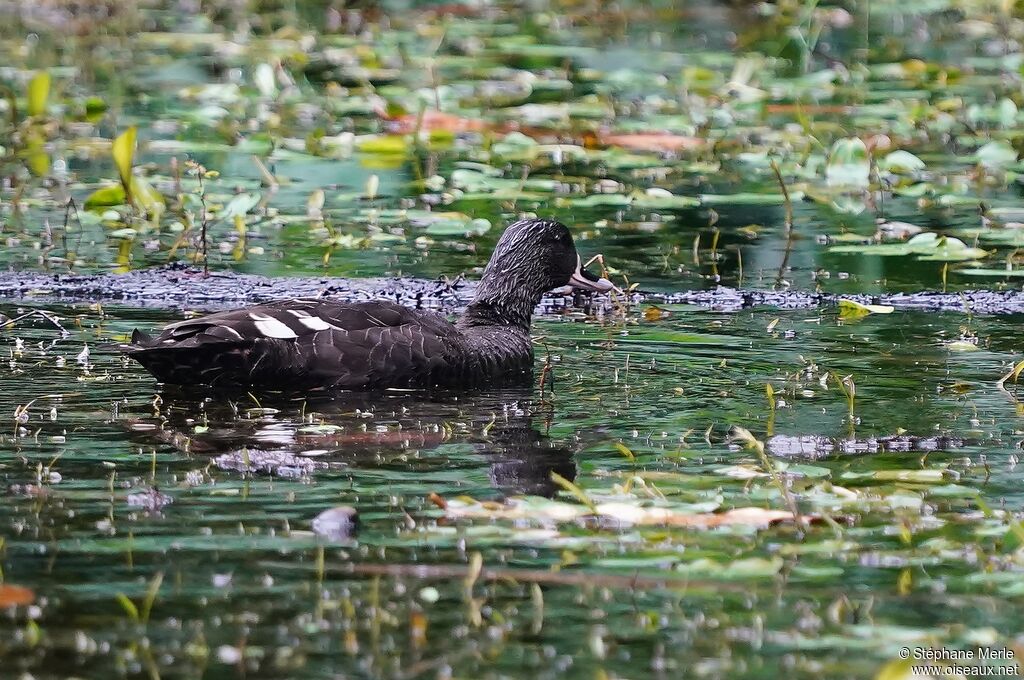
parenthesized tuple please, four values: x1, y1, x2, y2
(298, 316, 334, 331)
(248, 312, 298, 339)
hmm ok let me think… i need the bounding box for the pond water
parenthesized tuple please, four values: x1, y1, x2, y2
(2, 303, 1023, 678)
(3, 0, 1024, 677)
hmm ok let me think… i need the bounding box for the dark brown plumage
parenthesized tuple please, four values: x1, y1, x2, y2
(123, 218, 615, 391)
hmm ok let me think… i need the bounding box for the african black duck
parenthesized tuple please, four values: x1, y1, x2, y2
(124, 218, 615, 390)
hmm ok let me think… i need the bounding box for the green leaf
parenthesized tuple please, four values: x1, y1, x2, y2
(676, 557, 784, 579)
(956, 267, 1024, 278)
(699, 191, 805, 205)
(490, 132, 540, 160)
(355, 135, 410, 155)
(631, 191, 701, 210)
(945, 340, 980, 352)
(550, 472, 597, 512)
(976, 140, 1017, 169)
(23, 134, 49, 177)
(875, 658, 915, 680)
(84, 185, 127, 209)
(838, 299, 895, 319)
(881, 150, 925, 174)
(831, 233, 987, 262)
(140, 571, 164, 624)
(27, 71, 50, 118)
(115, 593, 139, 622)
(841, 469, 950, 483)
(569, 193, 632, 208)
(112, 127, 137, 196)
(916, 236, 988, 261)
(130, 175, 165, 214)
(219, 192, 262, 220)
(826, 137, 870, 187)
(254, 63, 276, 98)
(424, 218, 491, 236)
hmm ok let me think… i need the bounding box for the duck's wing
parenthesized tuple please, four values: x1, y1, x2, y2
(124, 299, 462, 390)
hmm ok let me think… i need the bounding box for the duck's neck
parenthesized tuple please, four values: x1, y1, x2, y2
(457, 277, 541, 332)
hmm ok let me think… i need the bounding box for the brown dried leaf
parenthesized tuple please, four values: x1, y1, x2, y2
(0, 584, 35, 608)
(602, 133, 705, 153)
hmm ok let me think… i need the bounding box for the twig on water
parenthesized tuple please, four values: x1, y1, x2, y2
(770, 158, 795, 286)
(0, 309, 69, 335)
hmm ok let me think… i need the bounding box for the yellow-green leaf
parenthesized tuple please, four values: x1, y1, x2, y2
(23, 134, 49, 177)
(27, 72, 50, 118)
(115, 592, 139, 622)
(112, 127, 137, 195)
(874, 657, 914, 680)
(550, 472, 597, 512)
(838, 299, 895, 320)
(1011, 359, 1024, 382)
(130, 175, 165, 215)
(84, 185, 127, 209)
(355, 134, 410, 155)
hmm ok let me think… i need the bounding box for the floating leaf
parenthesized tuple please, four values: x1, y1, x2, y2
(0, 584, 34, 608)
(444, 497, 809, 529)
(675, 556, 784, 579)
(355, 135, 410, 155)
(976, 141, 1017, 169)
(631, 191, 701, 210)
(838, 299, 895, 319)
(425, 217, 491, 236)
(219, 192, 262, 220)
(916, 237, 988, 262)
(957, 267, 1024, 278)
(699, 191, 805, 205)
(841, 469, 951, 483)
(831, 232, 987, 262)
(826, 137, 870, 187)
(490, 132, 540, 160)
(830, 195, 866, 215)
(254, 63, 276, 98)
(601, 133, 705, 153)
(876, 220, 924, 240)
(881, 150, 925, 174)
(569, 193, 632, 208)
(84, 184, 127, 209)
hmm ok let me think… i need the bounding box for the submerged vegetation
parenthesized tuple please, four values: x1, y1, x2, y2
(2, 0, 1024, 678)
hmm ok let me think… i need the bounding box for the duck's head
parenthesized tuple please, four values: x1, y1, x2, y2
(464, 219, 616, 328)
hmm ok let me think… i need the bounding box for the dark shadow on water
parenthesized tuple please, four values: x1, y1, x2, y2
(124, 386, 580, 497)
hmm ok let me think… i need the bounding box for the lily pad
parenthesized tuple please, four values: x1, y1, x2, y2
(826, 137, 870, 188)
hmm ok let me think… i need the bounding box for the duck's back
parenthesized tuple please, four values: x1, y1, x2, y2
(125, 299, 527, 390)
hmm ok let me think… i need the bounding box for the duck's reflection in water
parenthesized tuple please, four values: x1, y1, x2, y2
(126, 387, 577, 497)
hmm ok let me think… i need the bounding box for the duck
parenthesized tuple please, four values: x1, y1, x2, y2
(123, 218, 616, 391)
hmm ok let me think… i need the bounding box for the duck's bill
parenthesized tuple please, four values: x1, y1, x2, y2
(568, 257, 620, 293)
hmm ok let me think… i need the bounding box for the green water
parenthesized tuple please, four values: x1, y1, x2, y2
(4, 0, 1024, 677)
(1, 304, 1023, 678)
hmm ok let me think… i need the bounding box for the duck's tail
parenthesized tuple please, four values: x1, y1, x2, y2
(121, 327, 246, 386)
